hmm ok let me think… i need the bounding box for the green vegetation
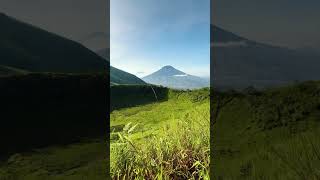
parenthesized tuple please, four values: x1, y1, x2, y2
(110, 87, 210, 179)
(110, 66, 146, 85)
(110, 85, 168, 111)
(0, 139, 107, 180)
(212, 81, 320, 179)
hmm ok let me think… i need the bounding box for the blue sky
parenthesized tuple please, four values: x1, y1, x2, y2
(111, 0, 210, 78)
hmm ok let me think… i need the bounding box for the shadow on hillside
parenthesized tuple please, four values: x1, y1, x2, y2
(0, 73, 108, 159)
(110, 85, 169, 111)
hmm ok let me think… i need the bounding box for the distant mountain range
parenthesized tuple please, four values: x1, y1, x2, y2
(211, 25, 320, 90)
(142, 65, 209, 89)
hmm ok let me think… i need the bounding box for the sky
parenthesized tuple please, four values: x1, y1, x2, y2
(212, 0, 320, 49)
(111, 0, 210, 78)
(0, 0, 109, 51)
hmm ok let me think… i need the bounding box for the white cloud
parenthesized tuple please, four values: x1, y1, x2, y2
(173, 74, 188, 77)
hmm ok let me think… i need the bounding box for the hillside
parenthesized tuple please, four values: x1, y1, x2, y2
(110, 66, 146, 85)
(111, 86, 210, 179)
(96, 48, 109, 60)
(211, 25, 320, 90)
(142, 65, 209, 89)
(93, 48, 146, 85)
(213, 81, 320, 179)
(0, 13, 107, 73)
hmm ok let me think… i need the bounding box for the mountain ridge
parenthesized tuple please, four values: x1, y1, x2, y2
(211, 24, 320, 90)
(0, 13, 107, 74)
(143, 66, 209, 89)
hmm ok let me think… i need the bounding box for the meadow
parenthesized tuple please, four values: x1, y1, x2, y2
(0, 139, 107, 180)
(212, 81, 320, 179)
(110, 87, 210, 179)
(0, 85, 210, 180)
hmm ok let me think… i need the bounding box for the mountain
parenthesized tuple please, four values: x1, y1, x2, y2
(110, 66, 146, 85)
(142, 65, 209, 89)
(211, 25, 320, 90)
(93, 48, 146, 85)
(96, 48, 109, 60)
(0, 13, 145, 87)
(79, 32, 109, 52)
(0, 13, 107, 73)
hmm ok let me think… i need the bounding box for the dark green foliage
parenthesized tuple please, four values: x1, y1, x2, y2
(248, 81, 320, 131)
(212, 81, 320, 179)
(0, 73, 108, 158)
(169, 87, 210, 102)
(110, 85, 168, 111)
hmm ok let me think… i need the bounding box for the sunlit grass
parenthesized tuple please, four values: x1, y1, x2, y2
(110, 89, 210, 179)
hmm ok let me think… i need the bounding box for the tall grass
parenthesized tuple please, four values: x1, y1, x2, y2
(110, 108, 210, 179)
(267, 131, 320, 180)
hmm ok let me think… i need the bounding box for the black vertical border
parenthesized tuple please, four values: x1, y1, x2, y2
(106, 0, 111, 178)
(210, 0, 215, 178)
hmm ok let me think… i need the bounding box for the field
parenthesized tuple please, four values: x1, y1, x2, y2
(0, 139, 107, 180)
(110, 87, 210, 179)
(0, 84, 209, 179)
(213, 81, 320, 179)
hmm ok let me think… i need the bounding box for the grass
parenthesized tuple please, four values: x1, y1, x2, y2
(110, 88, 210, 179)
(0, 139, 107, 180)
(0, 87, 210, 179)
(212, 81, 320, 179)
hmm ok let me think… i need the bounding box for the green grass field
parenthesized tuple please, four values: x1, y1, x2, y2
(0, 86, 210, 180)
(213, 81, 320, 179)
(0, 139, 107, 180)
(110, 88, 210, 179)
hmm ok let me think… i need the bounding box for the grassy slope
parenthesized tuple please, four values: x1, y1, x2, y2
(0, 140, 107, 180)
(213, 81, 320, 179)
(110, 88, 210, 179)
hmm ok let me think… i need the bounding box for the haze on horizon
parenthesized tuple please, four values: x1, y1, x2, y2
(212, 0, 320, 50)
(111, 0, 210, 78)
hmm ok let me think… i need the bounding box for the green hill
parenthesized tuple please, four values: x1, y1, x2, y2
(110, 66, 146, 85)
(0, 13, 107, 73)
(94, 48, 145, 85)
(213, 81, 320, 179)
(110, 86, 210, 179)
